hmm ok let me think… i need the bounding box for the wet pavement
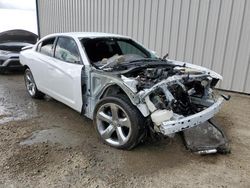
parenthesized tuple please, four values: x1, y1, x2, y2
(0, 75, 37, 124)
(0, 73, 250, 187)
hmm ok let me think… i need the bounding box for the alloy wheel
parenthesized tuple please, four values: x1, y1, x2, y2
(25, 71, 36, 96)
(96, 103, 132, 146)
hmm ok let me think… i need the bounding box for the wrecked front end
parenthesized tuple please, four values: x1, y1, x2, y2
(118, 60, 225, 136)
(137, 74, 224, 135)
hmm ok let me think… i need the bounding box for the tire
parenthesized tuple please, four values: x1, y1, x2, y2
(24, 68, 45, 99)
(93, 95, 145, 150)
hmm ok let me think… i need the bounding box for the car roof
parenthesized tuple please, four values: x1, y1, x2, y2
(44, 32, 131, 39)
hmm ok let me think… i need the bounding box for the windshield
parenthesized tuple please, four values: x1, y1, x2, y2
(80, 37, 154, 63)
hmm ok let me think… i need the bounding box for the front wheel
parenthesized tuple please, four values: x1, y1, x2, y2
(93, 95, 145, 150)
(24, 68, 45, 99)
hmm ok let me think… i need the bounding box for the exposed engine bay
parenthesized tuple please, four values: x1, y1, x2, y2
(122, 65, 217, 116)
(96, 54, 221, 120)
(93, 55, 229, 154)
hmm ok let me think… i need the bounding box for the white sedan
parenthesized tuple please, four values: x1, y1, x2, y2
(20, 32, 225, 150)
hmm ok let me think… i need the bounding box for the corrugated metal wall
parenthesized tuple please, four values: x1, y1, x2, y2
(37, 0, 250, 93)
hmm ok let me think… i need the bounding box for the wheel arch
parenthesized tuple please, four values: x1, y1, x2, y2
(98, 84, 149, 117)
(23, 65, 30, 70)
(100, 84, 127, 99)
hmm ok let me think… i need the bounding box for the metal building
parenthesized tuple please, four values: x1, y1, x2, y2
(36, 0, 250, 93)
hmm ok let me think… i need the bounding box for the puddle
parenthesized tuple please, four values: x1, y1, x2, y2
(0, 82, 38, 124)
(0, 101, 37, 124)
(20, 128, 84, 147)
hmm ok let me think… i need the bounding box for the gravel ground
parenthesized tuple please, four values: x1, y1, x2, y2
(0, 73, 250, 188)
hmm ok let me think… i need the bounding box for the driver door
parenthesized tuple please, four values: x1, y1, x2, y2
(46, 36, 84, 112)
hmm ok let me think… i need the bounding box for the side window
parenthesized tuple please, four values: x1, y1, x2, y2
(55, 37, 80, 64)
(39, 38, 56, 56)
(117, 41, 147, 57)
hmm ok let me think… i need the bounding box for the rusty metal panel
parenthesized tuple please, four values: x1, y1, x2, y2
(37, 0, 250, 93)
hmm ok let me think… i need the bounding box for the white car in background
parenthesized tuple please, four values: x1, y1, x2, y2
(20, 32, 225, 150)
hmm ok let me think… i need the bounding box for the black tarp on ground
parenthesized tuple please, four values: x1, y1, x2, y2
(182, 118, 230, 154)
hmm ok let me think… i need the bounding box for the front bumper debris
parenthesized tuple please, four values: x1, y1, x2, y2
(159, 97, 224, 135)
(182, 118, 230, 154)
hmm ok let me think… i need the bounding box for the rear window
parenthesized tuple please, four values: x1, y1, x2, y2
(37, 37, 56, 57)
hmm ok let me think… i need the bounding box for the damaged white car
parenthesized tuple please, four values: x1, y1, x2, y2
(20, 32, 228, 150)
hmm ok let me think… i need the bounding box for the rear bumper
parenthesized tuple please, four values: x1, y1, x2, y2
(159, 97, 224, 135)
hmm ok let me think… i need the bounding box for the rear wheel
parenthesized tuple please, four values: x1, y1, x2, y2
(24, 68, 45, 99)
(94, 95, 145, 150)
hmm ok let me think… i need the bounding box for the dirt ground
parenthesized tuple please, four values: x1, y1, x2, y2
(0, 73, 250, 188)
